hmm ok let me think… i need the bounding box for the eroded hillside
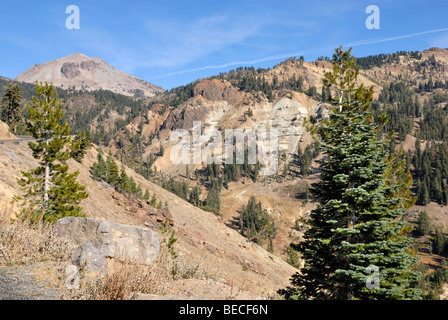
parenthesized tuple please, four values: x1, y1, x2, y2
(0, 126, 296, 298)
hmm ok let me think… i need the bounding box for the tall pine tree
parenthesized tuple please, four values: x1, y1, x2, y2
(279, 47, 421, 300)
(16, 82, 88, 224)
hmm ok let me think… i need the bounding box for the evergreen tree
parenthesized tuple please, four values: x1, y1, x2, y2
(16, 82, 88, 223)
(106, 154, 120, 187)
(91, 149, 108, 182)
(432, 228, 447, 255)
(189, 186, 201, 206)
(239, 196, 276, 244)
(159, 143, 165, 156)
(204, 178, 221, 214)
(118, 165, 130, 194)
(1, 82, 23, 134)
(150, 192, 157, 207)
(416, 179, 430, 205)
(416, 211, 432, 236)
(143, 189, 150, 201)
(279, 47, 421, 300)
(70, 129, 92, 162)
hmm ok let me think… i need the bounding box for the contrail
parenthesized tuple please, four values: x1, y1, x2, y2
(155, 28, 448, 79)
(345, 28, 448, 47)
(152, 48, 320, 78)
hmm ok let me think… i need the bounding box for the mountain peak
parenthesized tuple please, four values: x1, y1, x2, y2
(15, 53, 164, 97)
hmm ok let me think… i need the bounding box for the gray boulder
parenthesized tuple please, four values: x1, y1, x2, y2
(55, 217, 160, 274)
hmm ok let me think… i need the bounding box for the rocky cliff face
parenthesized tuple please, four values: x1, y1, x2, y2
(15, 53, 164, 97)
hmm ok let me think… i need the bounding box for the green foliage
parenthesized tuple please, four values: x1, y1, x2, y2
(418, 98, 448, 141)
(188, 186, 201, 207)
(285, 245, 301, 269)
(159, 220, 177, 259)
(295, 143, 320, 177)
(432, 228, 448, 255)
(91, 150, 143, 198)
(70, 129, 92, 162)
(413, 141, 448, 205)
(416, 211, 432, 236)
(15, 82, 88, 224)
(372, 82, 419, 141)
(1, 82, 23, 134)
(150, 192, 157, 206)
(161, 177, 189, 201)
(416, 261, 448, 300)
(355, 51, 422, 69)
(143, 189, 150, 201)
(159, 143, 165, 157)
(239, 196, 276, 244)
(280, 47, 421, 300)
(204, 178, 222, 215)
(213, 64, 310, 101)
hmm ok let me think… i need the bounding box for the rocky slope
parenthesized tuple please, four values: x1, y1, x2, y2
(15, 53, 164, 97)
(0, 127, 297, 298)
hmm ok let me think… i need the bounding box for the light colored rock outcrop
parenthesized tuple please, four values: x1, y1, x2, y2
(54, 217, 160, 274)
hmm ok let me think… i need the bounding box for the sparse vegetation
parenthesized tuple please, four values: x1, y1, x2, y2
(1, 82, 24, 134)
(0, 205, 73, 266)
(91, 149, 143, 199)
(239, 196, 276, 246)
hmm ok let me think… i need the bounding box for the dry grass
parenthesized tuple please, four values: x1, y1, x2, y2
(63, 260, 157, 300)
(62, 228, 216, 300)
(0, 204, 73, 266)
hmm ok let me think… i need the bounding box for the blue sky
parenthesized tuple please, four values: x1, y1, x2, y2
(1, 0, 448, 90)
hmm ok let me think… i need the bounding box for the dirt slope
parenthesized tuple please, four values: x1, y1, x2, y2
(0, 129, 296, 298)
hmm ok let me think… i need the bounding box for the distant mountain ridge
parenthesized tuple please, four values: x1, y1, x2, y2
(15, 53, 165, 97)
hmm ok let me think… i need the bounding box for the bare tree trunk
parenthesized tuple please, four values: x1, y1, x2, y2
(44, 132, 50, 211)
(44, 161, 50, 207)
(246, 229, 267, 243)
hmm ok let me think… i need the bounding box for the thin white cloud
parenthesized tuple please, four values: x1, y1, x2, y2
(140, 13, 269, 68)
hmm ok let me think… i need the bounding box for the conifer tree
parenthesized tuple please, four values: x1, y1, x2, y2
(70, 129, 92, 162)
(416, 211, 431, 236)
(143, 189, 150, 201)
(16, 82, 88, 223)
(118, 165, 130, 194)
(240, 196, 276, 244)
(150, 192, 157, 207)
(91, 149, 108, 181)
(106, 154, 120, 187)
(204, 178, 221, 214)
(279, 47, 421, 300)
(432, 227, 447, 255)
(1, 82, 23, 134)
